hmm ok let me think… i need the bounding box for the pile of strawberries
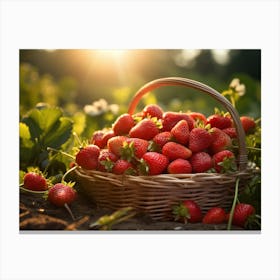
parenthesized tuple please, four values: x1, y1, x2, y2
(75, 104, 256, 176)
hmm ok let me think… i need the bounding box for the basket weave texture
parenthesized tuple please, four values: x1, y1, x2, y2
(75, 77, 255, 221)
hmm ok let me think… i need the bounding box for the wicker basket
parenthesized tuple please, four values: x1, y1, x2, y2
(75, 77, 255, 221)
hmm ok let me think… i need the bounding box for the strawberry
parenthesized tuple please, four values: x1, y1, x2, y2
(91, 130, 105, 148)
(162, 112, 194, 132)
(212, 150, 236, 173)
(171, 119, 189, 145)
(97, 149, 118, 172)
(188, 112, 207, 126)
(107, 136, 128, 157)
(210, 127, 232, 154)
(142, 104, 164, 119)
(173, 200, 202, 223)
(162, 142, 192, 161)
(188, 127, 213, 153)
(23, 171, 48, 191)
(152, 131, 173, 149)
(190, 152, 213, 173)
(167, 159, 192, 174)
(112, 113, 135, 136)
(141, 152, 169, 175)
(222, 127, 237, 138)
(48, 183, 76, 207)
(112, 159, 135, 175)
(207, 114, 232, 129)
(231, 203, 256, 228)
(240, 116, 256, 134)
(101, 130, 115, 147)
(122, 138, 149, 160)
(202, 207, 226, 224)
(129, 118, 160, 140)
(75, 144, 100, 170)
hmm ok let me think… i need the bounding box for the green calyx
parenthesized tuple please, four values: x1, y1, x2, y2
(218, 157, 237, 173)
(172, 203, 190, 224)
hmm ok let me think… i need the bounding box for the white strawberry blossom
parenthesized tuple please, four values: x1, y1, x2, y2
(229, 78, 246, 96)
(84, 98, 119, 116)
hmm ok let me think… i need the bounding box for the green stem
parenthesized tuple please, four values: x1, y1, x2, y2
(232, 145, 261, 151)
(47, 147, 75, 159)
(73, 132, 83, 147)
(64, 203, 76, 221)
(62, 165, 77, 182)
(227, 177, 240, 230)
(20, 186, 48, 194)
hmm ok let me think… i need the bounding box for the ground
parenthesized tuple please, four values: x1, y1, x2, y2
(19, 190, 243, 231)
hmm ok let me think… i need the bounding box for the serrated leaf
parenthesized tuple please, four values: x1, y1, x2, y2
(43, 117, 73, 149)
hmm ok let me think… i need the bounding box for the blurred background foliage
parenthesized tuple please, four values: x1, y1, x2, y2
(20, 49, 261, 140)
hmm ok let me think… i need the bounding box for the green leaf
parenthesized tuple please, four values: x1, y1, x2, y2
(19, 122, 31, 139)
(43, 117, 73, 149)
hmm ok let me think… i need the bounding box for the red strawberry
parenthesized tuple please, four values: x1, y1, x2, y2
(91, 130, 105, 148)
(101, 130, 115, 147)
(162, 112, 194, 132)
(152, 131, 173, 149)
(112, 113, 135, 135)
(141, 152, 169, 175)
(112, 159, 134, 175)
(171, 119, 189, 145)
(107, 136, 128, 157)
(202, 207, 226, 224)
(48, 183, 76, 207)
(190, 152, 213, 173)
(23, 172, 48, 191)
(122, 138, 149, 160)
(232, 203, 256, 228)
(212, 150, 236, 173)
(167, 159, 192, 174)
(75, 145, 100, 170)
(162, 142, 192, 161)
(240, 116, 256, 134)
(188, 112, 207, 125)
(188, 127, 213, 153)
(129, 118, 160, 140)
(97, 149, 118, 172)
(222, 127, 237, 138)
(207, 114, 232, 129)
(173, 200, 202, 223)
(210, 128, 232, 154)
(142, 104, 164, 119)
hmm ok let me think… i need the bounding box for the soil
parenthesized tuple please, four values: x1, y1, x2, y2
(20, 189, 243, 231)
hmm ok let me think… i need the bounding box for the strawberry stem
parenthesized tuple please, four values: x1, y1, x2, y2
(227, 177, 240, 230)
(73, 132, 83, 148)
(20, 186, 48, 195)
(47, 147, 75, 159)
(64, 203, 76, 221)
(62, 165, 77, 182)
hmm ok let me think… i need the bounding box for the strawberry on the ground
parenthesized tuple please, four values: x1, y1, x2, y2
(202, 207, 226, 224)
(231, 203, 256, 228)
(188, 127, 213, 153)
(75, 144, 100, 170)
(97, 149, 118, 172)
(207, 112, 232, 130)
(173, 200, 202, 223)
(188, 112, 207, 126)
(162, 112, 194, 132)
(122, 138, 149, 160)
(129, 118, 160, 140)
(167, 159, 192, 174)
(240, 116, 256, 134)
(171, 119, 189, 145)
(23, 171, 48, 191)
(222, 127, 237, 139)
(112, 113, 135, 136)
(152, 131, 173, 150)
(209, 127, 232, 154)
(142, 104, 164, 119)
(107, 136, 128, 157)
(190, 152, 213, 173)
(140, 152, 169, 175)
(212, 150, 236, 173)
(162, 142, 192, 161)
(48, 183, 76, 207)
(112, 159, 135, 175)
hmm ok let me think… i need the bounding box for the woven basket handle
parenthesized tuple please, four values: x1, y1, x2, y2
(127, 77, 248, 170)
